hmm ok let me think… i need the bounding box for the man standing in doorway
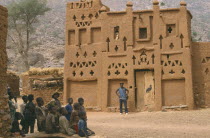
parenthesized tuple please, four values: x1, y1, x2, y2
(116, 83, 129, 115)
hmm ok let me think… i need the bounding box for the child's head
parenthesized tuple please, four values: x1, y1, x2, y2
(15, 112, 22, 120)
(59, 107, 68, 115)
(52, 92, 60, 99)
(48, 105, 57, 114)
(22, 95, 28, 103)
(120, 83, 124, 88)
(28, 94, 34, 102)
(68, 98, 73, 105)
(78, 98, 84, 106)
(36, 97, 44, 106)
(78, 111, 86, 120)
(73, 103, 80, 110)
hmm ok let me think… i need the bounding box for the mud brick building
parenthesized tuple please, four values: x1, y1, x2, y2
(22, 68, 64, 104)
(0, 5, 11, 137)
(64, 0, 210, 111)
(7, 71, 20, 96)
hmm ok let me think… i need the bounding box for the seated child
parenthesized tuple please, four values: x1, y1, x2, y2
(45, 105, 59, 134)
(11, 112, 25, 137)
(65, 98, 73, 121)
(70, 103, 80, 134)
(35, 97, 47, 132)
(78, 98, 95, 134)
(59, 107, 75, 136)
(78, 111, 95, 138)
(78, 98, 86, 113)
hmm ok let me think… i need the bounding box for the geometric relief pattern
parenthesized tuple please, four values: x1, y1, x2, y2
(132, 50, 155, 66)
(201, 57, 210, 76)
(69, 0, 93, 9)
(73, 11, 100, 27)
(201, 57, 210, 64)
(70, 61, 97, 77)
(107, 63, 128, 76)
(71, 70, 95, 77)
(70, 61, 97, 68)
(76, 51, 97, 58)
(161, 54, 185, 76)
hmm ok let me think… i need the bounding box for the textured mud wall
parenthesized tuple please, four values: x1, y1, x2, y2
(7, 72, 20, 96)
(0, 5, 11, 137)
(192, 42, 210, 108)
(22, 69, 64, 105)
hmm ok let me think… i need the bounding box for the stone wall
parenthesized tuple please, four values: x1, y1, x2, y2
(192, 42, 210, 108)
(22, 68, 64, 105)
(0, 5, 11, 138)
(7, 71, 20, 96)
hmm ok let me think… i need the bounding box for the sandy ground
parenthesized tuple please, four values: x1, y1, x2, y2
(17, 98, 210, 138)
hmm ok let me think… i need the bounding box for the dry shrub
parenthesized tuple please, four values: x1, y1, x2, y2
(22, 68, 63, 77)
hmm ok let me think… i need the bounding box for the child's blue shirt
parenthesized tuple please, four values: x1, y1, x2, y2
(65, 104, 73, 121)
(78, 119, 88, 136)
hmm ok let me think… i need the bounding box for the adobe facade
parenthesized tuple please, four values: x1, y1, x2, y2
(0, 5, 11, 137)
(192, 42, 210, 108)
(64, 0, 210, 111)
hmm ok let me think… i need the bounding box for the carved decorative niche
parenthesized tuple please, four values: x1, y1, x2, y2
(91, 27, 101, 43)
(68, 30, 75, 45)
(166, 24, 176, 37)
(133, 50, 155, 66)
(79, 29, 87, 44)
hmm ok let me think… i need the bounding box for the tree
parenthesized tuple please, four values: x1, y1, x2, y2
(8, 0, 50, 72)
(160, 2, 165, 6)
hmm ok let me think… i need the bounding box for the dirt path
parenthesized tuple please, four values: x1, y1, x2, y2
(87, 110, 210, 138)
(17, 98, 210, 138)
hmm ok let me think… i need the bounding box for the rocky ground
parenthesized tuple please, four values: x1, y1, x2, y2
(16, 98, 210, 138)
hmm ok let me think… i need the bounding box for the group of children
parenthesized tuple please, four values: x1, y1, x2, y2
(9, 92, 95, 138)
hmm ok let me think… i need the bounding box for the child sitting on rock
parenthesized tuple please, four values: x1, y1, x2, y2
(78, 111, 95, 138)
(45, 105, 60, 134)
(35, 97, 47, 132)
(59, 107, 75, 136)
(11, 112, 25, 137)
(70, 103, 80, 134)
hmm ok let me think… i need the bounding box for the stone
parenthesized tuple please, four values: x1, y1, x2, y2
(2, 115, 10, 121)
(0, 110, 5, 115)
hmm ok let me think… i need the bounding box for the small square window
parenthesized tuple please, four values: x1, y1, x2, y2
(139, 28, 147, 39)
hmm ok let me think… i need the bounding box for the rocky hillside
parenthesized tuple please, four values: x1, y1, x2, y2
(0, 0, 209, 73)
